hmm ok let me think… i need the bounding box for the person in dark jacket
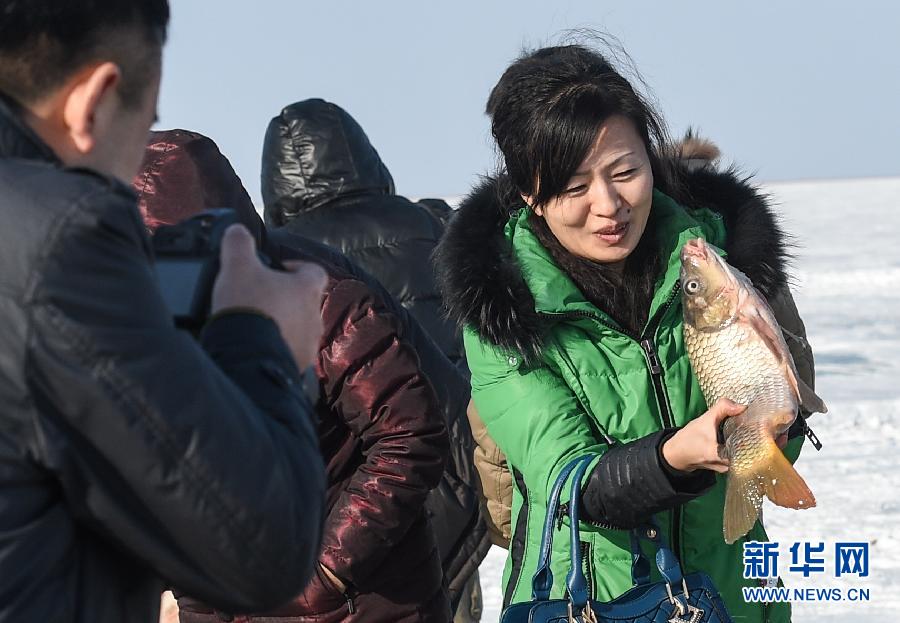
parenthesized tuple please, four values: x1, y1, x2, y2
(135, 129, 452, 623)
(0, 4, 328, 623)
(261, 98, 490, 620)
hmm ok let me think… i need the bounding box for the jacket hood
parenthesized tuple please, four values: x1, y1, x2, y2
(261, 99, 395, 227)
(133, 129, 263, 244)
(434, 164, 790, 362)
(673, 128, 722, 171)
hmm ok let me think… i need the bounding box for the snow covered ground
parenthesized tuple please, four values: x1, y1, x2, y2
(477, 177, 900, 622)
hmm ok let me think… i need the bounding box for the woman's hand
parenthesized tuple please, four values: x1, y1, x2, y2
(662, 398, 746, 473)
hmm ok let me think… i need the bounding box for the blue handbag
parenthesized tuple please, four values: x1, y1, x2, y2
(499, 455, 734, 623)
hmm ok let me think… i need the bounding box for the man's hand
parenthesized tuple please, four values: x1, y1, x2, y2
(211, 225, 327, 369)
(158, 591, 178, 623)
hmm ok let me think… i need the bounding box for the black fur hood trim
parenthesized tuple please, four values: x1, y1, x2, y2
(434, 177, 546, 363)
(433, 165, 791, 361)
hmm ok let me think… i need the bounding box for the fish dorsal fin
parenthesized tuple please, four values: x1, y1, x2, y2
(796, 376, 828, 414)
(777, 357, 828, 414)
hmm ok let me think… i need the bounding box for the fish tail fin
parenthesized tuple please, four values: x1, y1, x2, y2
(762, 441, 817, 510)
(723, 435, 816, 544)
(723, 468, 764, 545)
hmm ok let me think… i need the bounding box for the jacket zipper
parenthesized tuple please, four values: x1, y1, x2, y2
(558, 501, 620, 531)
(639, 337, 674, 427)
(639, 288, 682, 561)
(539, 283, 684, 556)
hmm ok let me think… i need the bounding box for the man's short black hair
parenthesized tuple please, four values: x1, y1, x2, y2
(0, 0, 170, 107)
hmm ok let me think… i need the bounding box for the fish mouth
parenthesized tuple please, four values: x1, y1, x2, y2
(681, 238, 710, 263)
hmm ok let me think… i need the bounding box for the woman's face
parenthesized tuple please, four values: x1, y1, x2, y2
(528, 115, 654, 267)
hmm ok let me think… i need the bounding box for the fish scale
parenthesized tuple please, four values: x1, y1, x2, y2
(686, 320, 796, 482)
(685, 319, 796, 416)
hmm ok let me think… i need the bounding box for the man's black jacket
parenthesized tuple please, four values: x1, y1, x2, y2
(0, 95, 325, 622)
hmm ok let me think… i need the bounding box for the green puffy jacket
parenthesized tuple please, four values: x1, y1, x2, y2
(437, 170, 814, 622)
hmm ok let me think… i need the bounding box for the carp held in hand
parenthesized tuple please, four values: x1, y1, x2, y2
(680, 238, 827, 544)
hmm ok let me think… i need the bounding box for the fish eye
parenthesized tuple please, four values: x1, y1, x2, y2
(684, 279, 702, 295)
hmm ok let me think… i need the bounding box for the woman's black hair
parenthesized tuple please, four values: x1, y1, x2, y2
(487, 42, 676, 208)
(486, 40, 679, 333)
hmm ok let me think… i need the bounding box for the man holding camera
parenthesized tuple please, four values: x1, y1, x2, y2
(0, 2, 328, 622)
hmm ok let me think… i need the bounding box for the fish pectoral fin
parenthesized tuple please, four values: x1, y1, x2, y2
(762, 444, 817, 510)
(740, 298, 827, 414)
(740, 300, 788, 365)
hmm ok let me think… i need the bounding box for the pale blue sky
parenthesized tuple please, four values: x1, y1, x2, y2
(159, 1, 898, 208)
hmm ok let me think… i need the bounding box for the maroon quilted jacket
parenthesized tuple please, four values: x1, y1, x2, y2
(135, 130, 451, 622)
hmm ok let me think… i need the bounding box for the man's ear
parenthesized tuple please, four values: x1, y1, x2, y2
(62, 62, 122, 156)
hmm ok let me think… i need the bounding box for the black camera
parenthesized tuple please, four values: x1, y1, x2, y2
(151, 208, 278, 331)
(152, 209, 320, 404)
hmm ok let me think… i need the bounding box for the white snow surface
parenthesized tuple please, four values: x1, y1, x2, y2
(477, 177, 900, 622)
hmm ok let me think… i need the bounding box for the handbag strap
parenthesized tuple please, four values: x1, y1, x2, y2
(564, 456, 595, 611)
(629, 519, 685, 587)
(531, 455, 594, 601)
(530, 457, 687, 612)
(630, 529, 652, 585)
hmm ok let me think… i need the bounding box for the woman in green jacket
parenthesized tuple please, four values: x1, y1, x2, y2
(435, 44, 817, 622)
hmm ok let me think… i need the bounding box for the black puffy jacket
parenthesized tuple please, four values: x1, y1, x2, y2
(261, 99, 462, 365)
(0, 94, 325, 623)
(261, 99, 489, 609)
